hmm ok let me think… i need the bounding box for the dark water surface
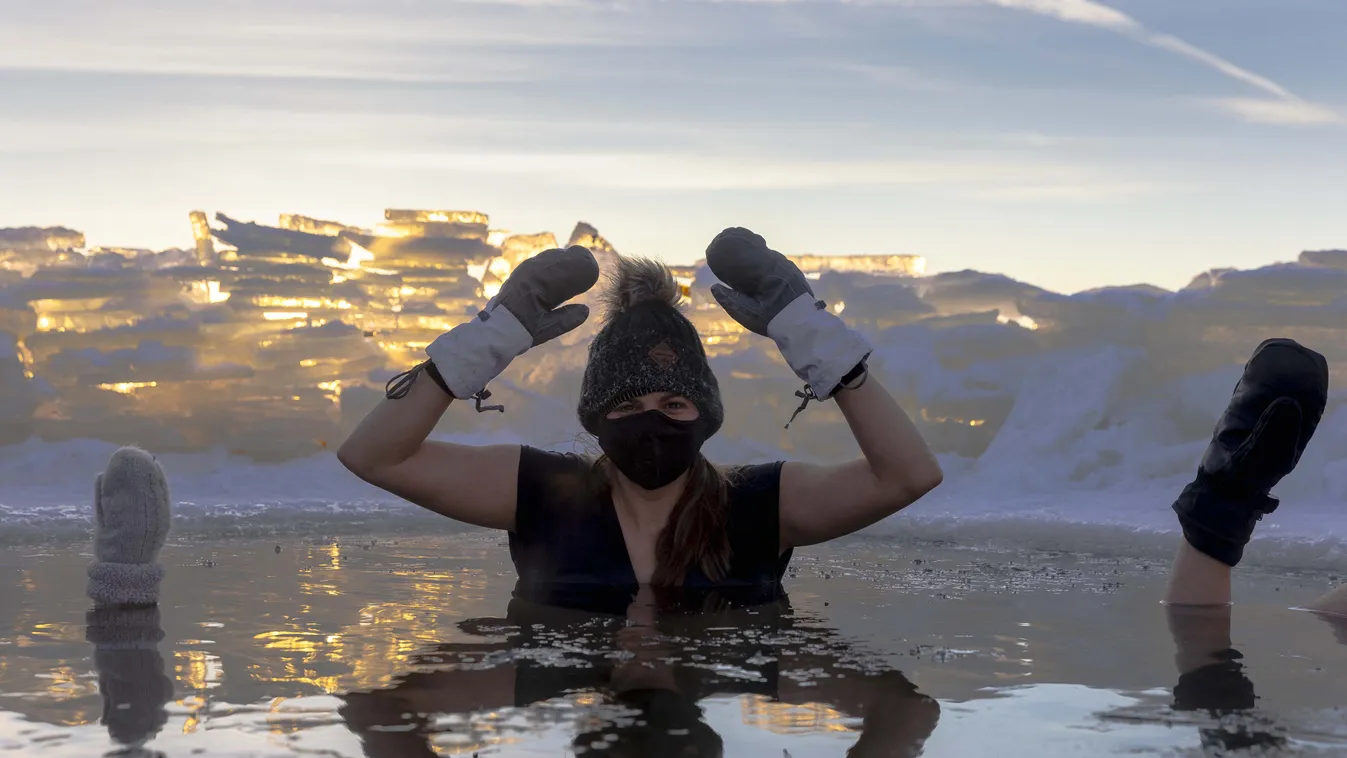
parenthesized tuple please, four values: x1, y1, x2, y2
(3, 534, 1347, 756)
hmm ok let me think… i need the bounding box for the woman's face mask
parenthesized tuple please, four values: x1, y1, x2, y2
(597, 409, 708, 490)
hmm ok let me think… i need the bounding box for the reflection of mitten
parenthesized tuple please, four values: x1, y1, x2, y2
(1171, 649, 1255, 712)
(88, 447, 171, 608)
(86, 605, 174, 748)
(1172, 338, 1328, 566)
(1174, 652, 1287, 752)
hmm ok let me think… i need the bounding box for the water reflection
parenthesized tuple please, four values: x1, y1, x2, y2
(338, 582, 940, 757)
(1164, 605, 1288, 751)
(5, 539, 1347, 755)
(86, 605, 173, 754)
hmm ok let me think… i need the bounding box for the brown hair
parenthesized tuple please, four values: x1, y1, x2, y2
(593, 453, 734, 586)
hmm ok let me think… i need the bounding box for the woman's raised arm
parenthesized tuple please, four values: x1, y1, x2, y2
(703, 227, 942, 550)
(337, 245, 600, 530)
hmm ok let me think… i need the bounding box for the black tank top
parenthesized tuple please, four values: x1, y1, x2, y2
(509, 446, 793, 591)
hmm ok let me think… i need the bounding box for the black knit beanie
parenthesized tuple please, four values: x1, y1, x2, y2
(577, 256, 724, 437)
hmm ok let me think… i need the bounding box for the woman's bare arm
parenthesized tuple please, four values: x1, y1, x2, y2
(337, 371, 520, 531)
(780, 371, 942, 549)
(337, 246, 600, 531)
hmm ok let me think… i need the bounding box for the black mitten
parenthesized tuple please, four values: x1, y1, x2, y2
(1173, 338, 1328, 566)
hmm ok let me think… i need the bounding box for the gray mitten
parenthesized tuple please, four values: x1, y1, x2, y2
(88, 447, 171, 608)
(706, 227, 871, 413)
(422, 245, 600, 405)
(86, 605, 174, 749)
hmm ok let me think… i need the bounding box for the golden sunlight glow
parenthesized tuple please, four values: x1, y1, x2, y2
(740, 696, 855, 734)
(390, 209, 488, 225)
(997, 313, 1040, 330)
(483, 281, 503, 300)
(486, 257, 512, 279)
(97, 381, 158, 394)
(317, 380, 341, 397)
(175, 650, 224, 691)
(789, 254, 924, 278)
(920, 408, 987, 427)
(412, 316, 461, 331)
(262, 311, 309, 321)
(299, 359, 318, 367)
(16, 340, 34, 379)
(187, 280, 231, 305)
(372, 225, 412, 238)
(832, 300, 846, 315)
(321, 241, 379, 271)
(254, 296, 352, 310)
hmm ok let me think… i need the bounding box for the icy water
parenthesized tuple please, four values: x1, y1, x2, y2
(4, 534, 1347, 757)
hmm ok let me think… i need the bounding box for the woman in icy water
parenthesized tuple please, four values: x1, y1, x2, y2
(337, 227, 944, 589)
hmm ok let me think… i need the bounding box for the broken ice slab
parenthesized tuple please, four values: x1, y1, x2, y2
(0, 226, 85, 252)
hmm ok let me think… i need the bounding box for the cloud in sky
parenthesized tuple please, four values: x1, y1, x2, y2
(1, 0, 1344, 293)
(976, 0, 1341, 125)
(1, 0, 1335, 125)
(308, 147, 1170, 199)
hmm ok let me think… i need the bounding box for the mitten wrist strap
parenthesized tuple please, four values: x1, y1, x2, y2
(424, 306, 533, 400)
(766, 293, 872, 400)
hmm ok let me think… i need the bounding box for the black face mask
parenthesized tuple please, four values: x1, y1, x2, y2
(596, 410, 708, 490)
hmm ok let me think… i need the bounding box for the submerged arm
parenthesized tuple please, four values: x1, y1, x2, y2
(779, 370, 943, 549)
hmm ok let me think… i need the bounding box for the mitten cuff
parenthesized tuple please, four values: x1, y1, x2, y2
(88, 561, 165, 608)
(766, 293, 872, 399)
(425, 305, 533, 399)
(1171, 475, 1277, 568)
(86, 605, 165, 649)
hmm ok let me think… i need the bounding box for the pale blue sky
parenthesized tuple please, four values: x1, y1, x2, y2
(1, 0, 1344, 293)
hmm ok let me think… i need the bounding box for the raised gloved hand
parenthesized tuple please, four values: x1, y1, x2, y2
(88, 447, 171, 608)
(413, 245, 599, 409)
(1172, 338, 1328, 567)
(706, 227, 871, 421)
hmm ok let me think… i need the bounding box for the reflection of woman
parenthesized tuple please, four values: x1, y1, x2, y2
(338, 228, 943, 589)
(338, 583, 940, 758)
